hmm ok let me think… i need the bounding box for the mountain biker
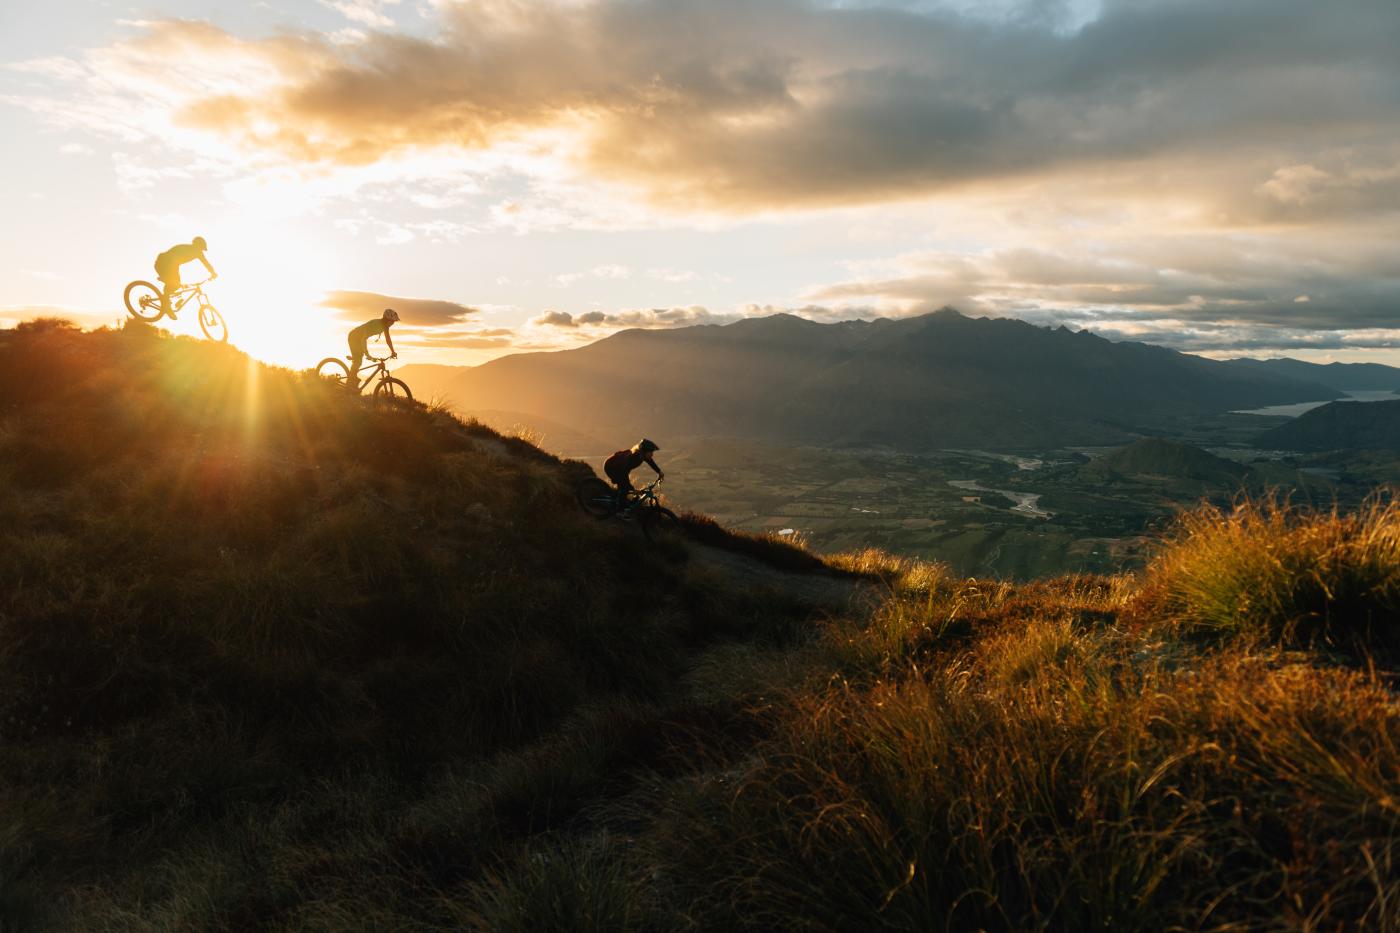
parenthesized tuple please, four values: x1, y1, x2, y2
(604, 439, 663, 511)
(347, 308, 400, 392)
(154, 237, 216, 318)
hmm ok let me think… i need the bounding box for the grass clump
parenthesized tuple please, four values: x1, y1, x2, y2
(1140, 496, 1400, 651)
(650, 592, 1400, 931)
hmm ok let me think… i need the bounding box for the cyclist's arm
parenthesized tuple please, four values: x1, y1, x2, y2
(384, 328, 397, 358)
(646, 456, 663, 479)
(199, 255, 217, 279)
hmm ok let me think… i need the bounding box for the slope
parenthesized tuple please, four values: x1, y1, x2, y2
(1082, 437, 1253, 485)
(0, 319, 865, 929)
(4, 319, 1399, 931)
(1257, 398, 1400, 451)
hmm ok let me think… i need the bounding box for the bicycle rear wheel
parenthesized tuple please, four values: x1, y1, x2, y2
(199, 304, 228, 342)
(576, 478, 617, 518)
(123, 281, 164, 322)
(374, 376, 413, 402)
(640, 506, 682, 543)
(316, 357, 351, 389)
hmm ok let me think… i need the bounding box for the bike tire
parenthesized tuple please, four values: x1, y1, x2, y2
(316, 357, 351, 389)
(123, 280, 164, 322)
(198, 304, 229, 342)
(576, 478, 616, 518)
(640, 506, 682, 543)
(374, 376, 413, 402)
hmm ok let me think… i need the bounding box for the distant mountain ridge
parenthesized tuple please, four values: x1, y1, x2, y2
(1224, 358, 1400, 393)
(406, 310, 1341, 449)
(1257, 399, 1400, 451)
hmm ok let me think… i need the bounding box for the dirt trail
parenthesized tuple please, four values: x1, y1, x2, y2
(688, 542, 880, 616)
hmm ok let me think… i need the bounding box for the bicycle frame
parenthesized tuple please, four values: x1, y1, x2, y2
(348, 356, 393, 393)
(164, 282, 212, 316)
(619, 479, 663, 515)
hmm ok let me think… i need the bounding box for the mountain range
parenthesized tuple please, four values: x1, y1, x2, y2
(402, 310, 1344, 449)
(1224, 358, 1400, 393)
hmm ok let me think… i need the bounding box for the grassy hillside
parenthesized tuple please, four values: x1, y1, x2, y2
(1082, 438, 1255, 490)
(4, 320, 1400, 930)
(1258, 398, 1400, 451)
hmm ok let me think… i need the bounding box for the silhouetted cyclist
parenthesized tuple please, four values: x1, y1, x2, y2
(604, 439, 664, 511)
(154, 237, 216, 318)
(347, 308, 400, 391)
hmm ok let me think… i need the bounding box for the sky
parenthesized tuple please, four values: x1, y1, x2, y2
(2, 0, 1398, 369)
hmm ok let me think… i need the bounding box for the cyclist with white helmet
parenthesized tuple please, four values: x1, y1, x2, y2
(154, 236, 216, 318)
(604, 438, 664, 511)
(346, 308, 400, 392)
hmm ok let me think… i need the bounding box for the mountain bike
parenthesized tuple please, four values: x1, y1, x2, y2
(576, 477, 681, 542)
(122, 278, 228, 342)
(314, 351, 413, 401)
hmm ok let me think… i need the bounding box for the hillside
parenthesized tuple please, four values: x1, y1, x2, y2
(1257, 398, 1400, 451)
(4, 320, 1400, 930)
(1082, 438, 1253, 486)
(408, 310, 1338, 449)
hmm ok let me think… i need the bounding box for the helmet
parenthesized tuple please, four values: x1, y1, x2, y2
(192, 236, 208, 251)
(637, 438, 659, 453)
(383, 308, 400, 323)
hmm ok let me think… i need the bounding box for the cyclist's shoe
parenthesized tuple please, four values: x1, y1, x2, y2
(166, 309, 179, 321)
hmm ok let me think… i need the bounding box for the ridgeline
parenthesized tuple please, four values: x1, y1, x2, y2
(3, 319, 1400, 931)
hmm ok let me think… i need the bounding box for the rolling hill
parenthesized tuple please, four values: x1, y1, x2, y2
(1257, 398, 1400, 451)
(4, 317, 1399, 930)
(1082, 438, 1254, 486)
(404, 310, 1339, 450)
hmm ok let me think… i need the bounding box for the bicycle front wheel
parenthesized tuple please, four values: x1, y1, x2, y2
(640, 506, 682, 543)
(576, 478, 616, 518)
(374, 376, 413, 402)
(315, 357, 351, 390)
(124, 281, 164, 322)
(198, 304, 228, 342)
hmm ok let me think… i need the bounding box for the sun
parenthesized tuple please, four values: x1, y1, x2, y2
(195, 217, 349, 370)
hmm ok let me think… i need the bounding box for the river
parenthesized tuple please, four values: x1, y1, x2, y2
(948, 480, 1053, 519)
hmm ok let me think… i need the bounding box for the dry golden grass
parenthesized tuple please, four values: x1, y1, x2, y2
(6, 322, 1400, 931)
(1139, 495, 1400, 652)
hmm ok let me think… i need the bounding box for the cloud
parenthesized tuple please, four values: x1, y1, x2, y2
(529, 305, 739, 331)
(533, 310, 578, 328)
(319, 289, 480, 324)
(14, 1, 1400, 216)
(802, 231, 1400, 350)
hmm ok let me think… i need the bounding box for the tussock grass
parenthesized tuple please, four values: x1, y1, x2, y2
(1140, 496, 1400, 651)
(650, 604, 1400, 931)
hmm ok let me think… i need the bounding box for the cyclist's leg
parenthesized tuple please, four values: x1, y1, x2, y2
(346, 335, 367, 392)
(611, 472, 634, 513)
(156, 263, 180, 317)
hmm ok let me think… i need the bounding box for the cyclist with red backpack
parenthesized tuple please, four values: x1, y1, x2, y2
(604, 439, 663, 512)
